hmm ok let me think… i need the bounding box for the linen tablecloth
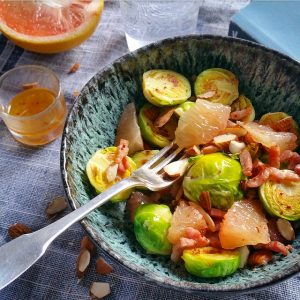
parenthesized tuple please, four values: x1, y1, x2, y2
(1, 1, 300, 299)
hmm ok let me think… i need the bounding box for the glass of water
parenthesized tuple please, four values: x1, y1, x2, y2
(120, 0, 200, 51)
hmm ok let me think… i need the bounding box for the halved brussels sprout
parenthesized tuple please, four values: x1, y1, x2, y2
(142, 70, 191, 106)
(259, 181, 300, 221)
(138, 103, 177, 148)
(194, 68, 239, 105)
(183, 153, 243, 209)
(174, 101, 195, 117)
(182, 247, 240, 278)
(231, 95, 255, 122)
(131, 150, 159, 168)
(134, 204, 172, 255)
(86, 147, 136, 202)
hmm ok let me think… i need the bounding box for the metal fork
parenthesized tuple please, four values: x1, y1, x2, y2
(0, 142, 183, 290)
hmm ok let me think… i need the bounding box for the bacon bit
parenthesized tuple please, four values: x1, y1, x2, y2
(22, 82, 39, 90)
(240, 149, 253, 177)
(262, 241, 292, 256)
(199, 191, 211, 213)
(268, 145, 280, 168)
(206, 231, 222, 248)
(154, 107, 175, 128)
(197, 90, 216, 99)
(210, 208, 226, 219)
(116, 139, 129, 163)
(272, 116, 293, 132)
(280, 150, 295, 162)
(185, 145, 201, 156)
(295, 164, 300, 175)
(202, 145, 219, 155)
(248, 250, 273, 267)
(245, 167, 269, 188)
(230, 107, 252, 121)
(68, 62, 80, 74)
(282, 151, 300, 170)
(171, 238, 197, 262)
(185, 227, 209, 247)
(268, 167, 300, 183)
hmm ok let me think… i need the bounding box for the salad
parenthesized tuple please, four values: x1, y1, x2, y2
(86, 68, 300, 278)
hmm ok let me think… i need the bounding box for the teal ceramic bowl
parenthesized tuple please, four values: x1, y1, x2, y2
(61, 35, 300, 294)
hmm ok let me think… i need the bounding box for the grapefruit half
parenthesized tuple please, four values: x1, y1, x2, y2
(0, 0, 104, 53)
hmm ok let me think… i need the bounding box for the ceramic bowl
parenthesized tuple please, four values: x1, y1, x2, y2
(61, 35, 300, 295)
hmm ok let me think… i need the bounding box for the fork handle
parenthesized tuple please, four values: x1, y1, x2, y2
(0, 177, 139, 290)
(40, 177, 139, 247)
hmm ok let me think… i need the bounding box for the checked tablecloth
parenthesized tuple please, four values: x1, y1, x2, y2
(1, 1, 300, 299)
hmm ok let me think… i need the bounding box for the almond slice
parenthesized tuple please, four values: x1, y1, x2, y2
(164, 158, 189, 177)
(8, 223, 32, 239)
(76, 249, 91, 278)
(276, 219, 295, 241)
(229, 140, 246, 154)
(105, 164, 118, 182)
(95, 257, 113, 275)
(45, 196, 68, 218)
(238, 246, 250, 268)
(89, 282, 111, 299)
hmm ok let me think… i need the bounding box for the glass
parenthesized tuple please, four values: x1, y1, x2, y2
(0, 65, 67, 146)
(120, 0, 200, 51)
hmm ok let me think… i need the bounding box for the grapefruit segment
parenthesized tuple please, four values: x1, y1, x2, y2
(0, 0, 104, 53)
(175, 99, 230, 148)
(219, 199, 270, 249)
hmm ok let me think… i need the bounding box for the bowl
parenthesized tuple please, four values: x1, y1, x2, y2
(61, 35, 300, 295)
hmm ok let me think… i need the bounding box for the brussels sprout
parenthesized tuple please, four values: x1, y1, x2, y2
(174, 101, 195, 117)
(231, 95, 255, 122)
(182, 247, 240, 278)
(86, 147, 136, 202)
(142, 70, 191, 106)
(183, 153, 243, 209)
(134, 204, 172, 255)
(259, 180, 300, 221)
(194, 68, 239, 105)
(131, 150, 159, 168)
(138, 103, 177, 148)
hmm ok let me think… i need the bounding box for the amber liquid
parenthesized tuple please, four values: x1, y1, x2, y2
(6, 87, 67, 145)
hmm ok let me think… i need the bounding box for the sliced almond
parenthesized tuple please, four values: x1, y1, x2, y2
(238, 246, 250, 268)
(105, 164, 118, 183)
(185, 145, 201, 156)
(276, 219, 295, 241)
(68, 62, 80, 74)
(80, 236, 96, 256)
(213, 133, 237, 149)
(223, 127, 247, 137)
(76, 249, 91, 278)
(164, 158, 189, 177)
(95, 257, 113, 275)
(8, 223, 32, 239)
(45, 196, 68, 217)
(89, 282, 111, 299)
(229, 140, 246, 154)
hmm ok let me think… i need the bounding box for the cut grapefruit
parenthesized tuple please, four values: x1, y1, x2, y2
(0, 0, 104, 53)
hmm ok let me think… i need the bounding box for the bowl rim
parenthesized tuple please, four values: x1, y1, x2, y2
(60, 34, 300, 294)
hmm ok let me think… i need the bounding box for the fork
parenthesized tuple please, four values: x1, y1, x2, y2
(0, 142, 183, 290)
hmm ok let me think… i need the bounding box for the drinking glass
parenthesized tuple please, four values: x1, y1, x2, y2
(0, 65, 67, 146)
(120, 0, 201, 51)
